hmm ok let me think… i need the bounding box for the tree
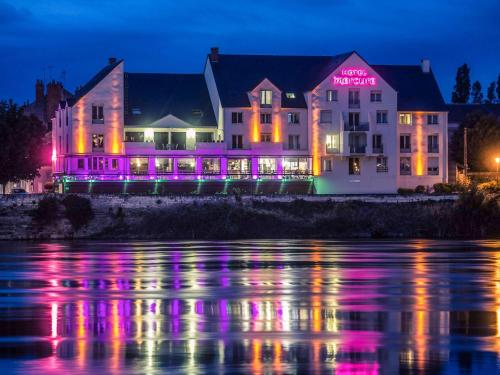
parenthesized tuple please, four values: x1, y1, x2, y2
(471, 81, 483, 104)
(451, 64, 471, 103)
(486, 81, 496, 103)
(0, 100, 47, 194)
(497, 74, 500, 102)
(450, 112, 500, 171)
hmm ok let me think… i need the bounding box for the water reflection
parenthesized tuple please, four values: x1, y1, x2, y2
(0, 240, 499, 374)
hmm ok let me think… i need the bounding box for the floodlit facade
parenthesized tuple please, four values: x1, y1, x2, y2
(52, 50, 448, 194)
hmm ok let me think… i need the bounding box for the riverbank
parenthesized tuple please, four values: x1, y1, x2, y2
(0, 192, 498, 240)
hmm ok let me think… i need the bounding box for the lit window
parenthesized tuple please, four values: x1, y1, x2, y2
(177, 158, 195, 173)
(231, 112, 243, 124)
(399, 113, 412, 125)
(370, 91, 382, 102)
(376, 110, 388, 124)
(400, 157, 411, 175)
(427, 114, 439, 125)
(287, 112, 299, 124)
(258, 158, 277, 174)
(202, 158, 220, 174)
(227, 158, 250, 175)
(286, 92, 296, 99)
(92, 134, 104, 151)
(349, 157, 360, 175)
(260, 90, 272, 107)
(320, 110, 332, 123)
(130, 158, 148, 175)
(92, 104, 104, 124)
(326, 90, 338, 102)
(283, 157, 309, 174)
(376, 156, 388, 173)
(260, 113, 272, 124)
(428, 157, 439, 175)
(155, 158, 173, 173)
(326, 134, 338, 151)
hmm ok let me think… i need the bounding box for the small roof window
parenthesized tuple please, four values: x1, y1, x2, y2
(286, 92, 296, 99)
(132, 107, 142, 115)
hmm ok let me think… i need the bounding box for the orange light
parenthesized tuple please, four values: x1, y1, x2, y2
(415, 114, 424, 176)
(76, 100, 86, 153)
(311, 98, 320, 176)
(273, 111, 281, 143)
(251, 100, 260, 143)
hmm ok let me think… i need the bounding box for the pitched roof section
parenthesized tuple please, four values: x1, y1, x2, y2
(209, 52, 353, 108)
(372, 65, 447, 111)
(67, 59, 123, 106)
(124, 73, 216, 127)
(447, 103, 500, 123)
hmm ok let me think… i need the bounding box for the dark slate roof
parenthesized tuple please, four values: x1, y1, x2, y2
(372, 65, 447, 111)
(447, 103, 500, 123)
(209, 52, 353, 108)
(67, 59, 123, 106)
(124, 73, 216, 127)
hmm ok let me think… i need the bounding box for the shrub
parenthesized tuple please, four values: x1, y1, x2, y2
(433, 183, 454, 195)
(61, 195, 94, 231)
(477, 180, 500, 193)
(397, 188, 414, 195)
(414, 185, 426, 194)
(33, 196, 59, 225)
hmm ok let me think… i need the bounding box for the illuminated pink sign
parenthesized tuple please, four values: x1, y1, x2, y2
(333, 67, 377, 86)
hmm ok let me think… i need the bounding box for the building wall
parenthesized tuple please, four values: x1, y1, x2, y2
(310, 53, 399, 194)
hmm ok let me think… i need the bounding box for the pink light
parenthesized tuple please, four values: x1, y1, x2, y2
(333, 67, 377, 86)
(252, 175, 258, 180)
(51, 149, 56, 162)
(174, 175, 178, 180)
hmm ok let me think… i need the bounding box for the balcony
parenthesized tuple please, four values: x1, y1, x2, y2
(344, 122, 369, 131)
(349, 145, 366, 154)
(372, 145, 384, 154)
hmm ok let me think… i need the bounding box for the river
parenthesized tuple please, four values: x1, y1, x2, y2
(0, 240, 499, 374)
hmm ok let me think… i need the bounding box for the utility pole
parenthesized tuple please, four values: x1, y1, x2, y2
(464, 127, 468, 180)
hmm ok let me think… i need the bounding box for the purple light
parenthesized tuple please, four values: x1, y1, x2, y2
(252, 175, 258, 180)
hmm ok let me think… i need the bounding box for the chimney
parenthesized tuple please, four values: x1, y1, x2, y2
(210, 47, 219, 63)
(108, 57, 117, 65)
(35, 80, 44, 103)
(421, 59, 430, 73)
(46, 81, 64, 123)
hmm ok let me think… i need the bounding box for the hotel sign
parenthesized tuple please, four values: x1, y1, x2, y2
(333, 67, 377, 86)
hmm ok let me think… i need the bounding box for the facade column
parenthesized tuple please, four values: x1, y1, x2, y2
(251, 156, 259, 178)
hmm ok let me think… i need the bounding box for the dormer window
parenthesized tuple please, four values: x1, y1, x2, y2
(192, 109, 203, 118)
(92, 104, 104, 124)
(132, 107, 142, 116)
(286, 92, 296, 99)
(260, 90, 272, 107)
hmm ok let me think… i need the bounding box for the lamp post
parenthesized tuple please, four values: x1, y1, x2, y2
(495, 157, 500, 183)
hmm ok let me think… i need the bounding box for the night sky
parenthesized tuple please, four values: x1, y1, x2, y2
(1, 0, 499, 104)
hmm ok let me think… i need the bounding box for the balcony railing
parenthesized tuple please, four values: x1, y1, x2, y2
(344, 122, 369, 131)
(372, 146, 384, 154)
(428, 146, 439, 153)
(400, 147, 411, 153)
(348, 101, 360, 109)
(349, 145, 366, 154)
(326, 146, 340, 154)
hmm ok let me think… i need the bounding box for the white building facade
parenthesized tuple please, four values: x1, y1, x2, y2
(52, 50, 448, 194)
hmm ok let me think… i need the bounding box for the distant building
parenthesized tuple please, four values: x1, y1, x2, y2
(4, 80, 71, 193)
(51, 49, 449, 194)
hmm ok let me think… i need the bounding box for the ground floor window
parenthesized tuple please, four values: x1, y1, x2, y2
(111, 159, 118, 170)
(91, 157, 105, 171)
(202, 158, 220, 174)
(349, 157, 360, 175)
(322, 158, 332, 172)
(77, 158, 85, 169)
(177, 158, 195, 173)
(376, 156, 388, 173)
(130, 158, 148, 175)
(155, 157, 173, 173)
(283, 157, 309, 174)
(428, 157, 439, 175)
(400, 157, 411, 175)
(258, 158, 277, 174)
(227, 158, 250, 175)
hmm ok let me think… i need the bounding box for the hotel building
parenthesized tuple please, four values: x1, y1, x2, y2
(52, 49, 448, 194)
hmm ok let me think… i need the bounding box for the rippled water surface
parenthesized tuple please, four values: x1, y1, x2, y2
(0, 240, 499, 374)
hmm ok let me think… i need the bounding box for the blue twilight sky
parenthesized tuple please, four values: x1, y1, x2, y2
(0, 0, 499, 104)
